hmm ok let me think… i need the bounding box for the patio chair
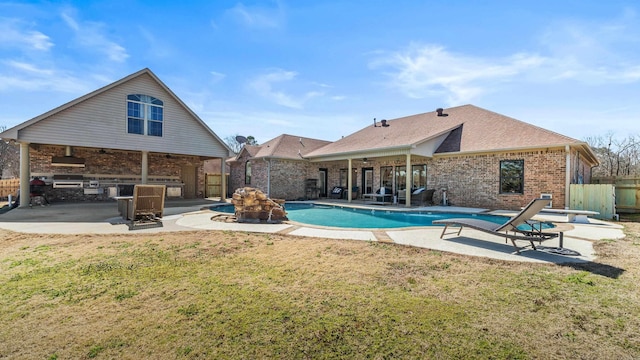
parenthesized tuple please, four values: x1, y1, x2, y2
(410, 188, 435, 206)
(329, 186, 344, 199)
(129, 185, 166, 229)
(433, 198, 562, 254)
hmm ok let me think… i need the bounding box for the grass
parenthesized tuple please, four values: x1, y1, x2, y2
(0, 219, 639, 359)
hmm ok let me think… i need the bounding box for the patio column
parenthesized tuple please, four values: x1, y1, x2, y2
(347, 158, 353, 202)
(220, 158, 227, 201)
(565, 145, 571, 209)
(18, 142, 30, 208)
(405, 153, 412, 207)
(141, 151, 149, 184)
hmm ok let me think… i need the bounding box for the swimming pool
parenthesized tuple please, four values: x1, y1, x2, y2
(212, 203, 554, 230)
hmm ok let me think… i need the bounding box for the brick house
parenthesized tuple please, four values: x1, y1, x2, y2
(228, 134, 331, 200)
(0, 68, 232, 207)
(229, 105, 598, 210)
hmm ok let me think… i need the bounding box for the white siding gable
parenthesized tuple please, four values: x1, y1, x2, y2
(17, 72, 229, 158)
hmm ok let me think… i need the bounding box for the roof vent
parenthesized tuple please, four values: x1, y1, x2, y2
(436, 108, 448, 117)
(373, 118, 390, 127)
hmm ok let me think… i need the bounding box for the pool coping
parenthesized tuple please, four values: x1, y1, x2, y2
(0, 200, 626, 265)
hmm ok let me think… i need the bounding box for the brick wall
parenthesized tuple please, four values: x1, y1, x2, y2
(430, 149, 567, 210)
(29, 145, 204, 202)
(229, 148, 582, 209)
(229, 156, 316, 200)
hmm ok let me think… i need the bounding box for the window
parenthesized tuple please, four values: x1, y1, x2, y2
(412, 164, 427, 190)
(127, 94, 163, 137)
(500, 160, 524, 194)
(339, 169, 348, 187)
(381, 166, 393, 191)
(394, 166, 406, 192)
(245, 161, 251, 184)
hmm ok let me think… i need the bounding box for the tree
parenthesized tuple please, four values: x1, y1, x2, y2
(0, 126, 19, 178)
(586, 132, 640, 177)
(224, 134, 259, 154)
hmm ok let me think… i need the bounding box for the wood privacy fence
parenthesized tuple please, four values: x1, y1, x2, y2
(568, 184, 617, 220)
(592, 176, 640, 214)
(0, 179, 20, 199)
(205, 174, 229, 198)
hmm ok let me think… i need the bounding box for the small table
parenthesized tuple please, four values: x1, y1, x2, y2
(363, 194, 393, 204)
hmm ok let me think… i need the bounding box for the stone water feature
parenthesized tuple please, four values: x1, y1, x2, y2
(231, 187, 288, 223)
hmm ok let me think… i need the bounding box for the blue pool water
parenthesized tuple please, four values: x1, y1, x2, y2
(212, 203, 554, 230)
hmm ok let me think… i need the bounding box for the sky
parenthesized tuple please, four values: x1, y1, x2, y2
(1, 1, 640, 145)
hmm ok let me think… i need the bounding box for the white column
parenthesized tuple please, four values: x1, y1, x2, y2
(347, 158, 353, 202)
(220, 158, 226, 201)
(565, 145, 571, 209)
(19, 142, 30, 208)
(141, 151, 149, 184)
(405, 153, 412, 207)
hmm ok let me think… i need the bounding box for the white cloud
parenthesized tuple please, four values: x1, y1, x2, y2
(0, 61, 92, 93)
(372, 10, 640, 105)
(535, 10, 640, 84)
(210, 71, 226, 83)
(371, 44, 545, 105)
(226, 2, 284, 29)
(0, 18, 53, 51)
(60, 9, 129, 63)
(249, 69, 324, 109)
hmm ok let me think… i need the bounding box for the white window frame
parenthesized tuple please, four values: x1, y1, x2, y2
(127, 94, 164, 137)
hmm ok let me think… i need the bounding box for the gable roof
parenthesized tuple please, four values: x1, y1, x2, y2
(235, 134, 331, 161)
(0, 68, 233, 158)
(306, 104, 597, 164)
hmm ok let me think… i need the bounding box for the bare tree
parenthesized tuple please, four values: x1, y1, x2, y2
(586, 132, 640, 177)
(224, 134, 259, 154)
(0, 126, 19, 178)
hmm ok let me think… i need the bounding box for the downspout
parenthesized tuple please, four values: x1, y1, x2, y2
(565, 145, 571, 209)
(265, 158, 271, 197)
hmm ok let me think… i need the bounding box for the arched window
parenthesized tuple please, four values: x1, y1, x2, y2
(245, 161, 252, 184)
(127, 94, 164, 137)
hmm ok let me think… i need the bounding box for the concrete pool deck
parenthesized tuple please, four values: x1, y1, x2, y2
(0, 199, 626, 264)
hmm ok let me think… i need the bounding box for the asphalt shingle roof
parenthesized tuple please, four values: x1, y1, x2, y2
(240, 134, 332, 160)
(306, 104, 583, 158)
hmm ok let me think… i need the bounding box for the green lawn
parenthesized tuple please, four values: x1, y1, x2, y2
(1, 223, 639, 359)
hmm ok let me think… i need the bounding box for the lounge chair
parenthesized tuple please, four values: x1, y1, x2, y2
(433, 198, 562, 254)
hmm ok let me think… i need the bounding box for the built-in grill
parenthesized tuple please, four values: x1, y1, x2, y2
(52, 174, 84, 188)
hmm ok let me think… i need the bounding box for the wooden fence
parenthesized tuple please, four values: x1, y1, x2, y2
(592, 176, 640, 214)
(569, 184, 616, 220)
(205, 174, 229, 198)
(0, 179, 20, 199)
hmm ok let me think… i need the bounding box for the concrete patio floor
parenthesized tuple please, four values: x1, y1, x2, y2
(0, 199, 626, 265)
